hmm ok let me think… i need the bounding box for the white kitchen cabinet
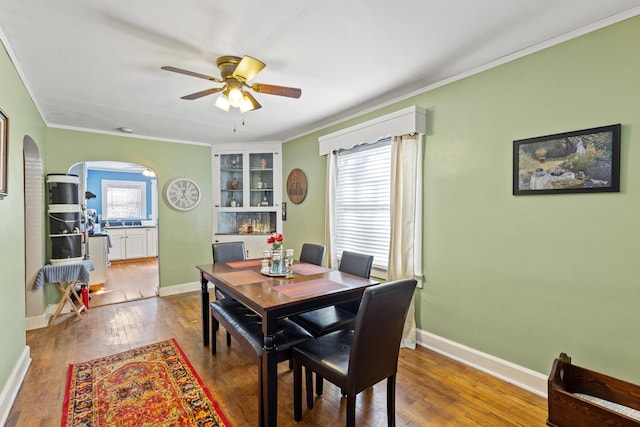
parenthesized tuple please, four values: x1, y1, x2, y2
(108, 229, 126, 260)
(107, 227, 156, 260)
(125, 228, 146, 259)
(88, 235, 108, 285)
(212, 143, 282, 258)
(145, 227, 158, 257)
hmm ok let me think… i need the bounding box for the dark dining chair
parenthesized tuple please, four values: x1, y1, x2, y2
(288, 250, 373, 392)
(212, 241, 246, 264)
(291, 278, 417, 426)
(299, 243, 326, 266)
(211, 241, 247, 346)
(290, 251, 374, 337)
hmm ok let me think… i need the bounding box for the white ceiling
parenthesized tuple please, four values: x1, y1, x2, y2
(1, 1, 639, 146)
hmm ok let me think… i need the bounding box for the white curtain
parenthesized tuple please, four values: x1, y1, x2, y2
(388, 134, 422, 349)
(324, 152, 338, 269)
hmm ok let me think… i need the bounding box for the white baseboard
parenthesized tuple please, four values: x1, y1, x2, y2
(416, 329, 548, 397)
(158, 281, 201, 297)
(25, 312, 49, 331)
(0, 346, 31, 426)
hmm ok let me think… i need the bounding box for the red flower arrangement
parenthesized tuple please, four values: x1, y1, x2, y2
(267, 233, 285, 250)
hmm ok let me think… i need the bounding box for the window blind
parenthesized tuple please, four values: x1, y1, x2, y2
(334, 140, 391, 270)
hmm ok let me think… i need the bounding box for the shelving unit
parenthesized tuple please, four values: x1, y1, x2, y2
(213, 144, 282, 257)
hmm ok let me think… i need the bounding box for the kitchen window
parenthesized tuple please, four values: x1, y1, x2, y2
(101, 180, 146, 219)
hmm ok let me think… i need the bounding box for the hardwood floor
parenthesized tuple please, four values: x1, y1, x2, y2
(88, 258, 158, 308)
(7, 292, 548, 426)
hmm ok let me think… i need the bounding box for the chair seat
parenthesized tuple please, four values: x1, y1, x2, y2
(292, 329, 353, 384)
(210, 300, 313, 357)
(290, 306, 356, 337)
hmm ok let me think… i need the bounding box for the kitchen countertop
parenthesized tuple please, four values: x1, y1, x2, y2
(103, 225, 156, 229)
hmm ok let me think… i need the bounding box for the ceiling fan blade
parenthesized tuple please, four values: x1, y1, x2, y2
(161, 66, 222, 83)
(181, 87, 224, 100)
(242, 91, 262, 111)
(232, 56, 266, 82)
(250, 83, 302, 98)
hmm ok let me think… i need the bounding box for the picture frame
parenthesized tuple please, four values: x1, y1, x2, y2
(513, 124, 620, 195)
(0, 109, 8, 199)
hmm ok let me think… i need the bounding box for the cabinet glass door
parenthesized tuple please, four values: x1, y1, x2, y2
(249, 153, 274, 207)
(219, 154, 243, 208)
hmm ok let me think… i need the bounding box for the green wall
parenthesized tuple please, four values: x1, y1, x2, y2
(0, 41, 47, 395)
(45, 128, 213, 289)
(283, 15, 640, 382)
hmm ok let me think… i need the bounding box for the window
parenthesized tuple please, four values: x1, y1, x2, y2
(334, 139, 391, 271)
(101, 180, 146, 219)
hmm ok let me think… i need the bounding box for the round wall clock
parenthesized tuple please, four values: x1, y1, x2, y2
(286, 168, 308, 204)
(164, 177, 201, 211)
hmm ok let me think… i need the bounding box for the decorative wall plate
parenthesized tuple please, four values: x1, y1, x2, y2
(286, 168, 307, 204)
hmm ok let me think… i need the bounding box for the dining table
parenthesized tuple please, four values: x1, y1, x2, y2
(196, 260, 379, 427)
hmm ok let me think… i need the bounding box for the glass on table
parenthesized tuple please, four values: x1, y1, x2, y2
(285, 249, 295, 277)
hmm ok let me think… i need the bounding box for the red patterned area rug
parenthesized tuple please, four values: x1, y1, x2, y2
(62, 338, 231, 426)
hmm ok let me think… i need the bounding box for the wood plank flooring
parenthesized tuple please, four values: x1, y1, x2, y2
(88, 258, 158, 308)
(7, 292, 548, 426)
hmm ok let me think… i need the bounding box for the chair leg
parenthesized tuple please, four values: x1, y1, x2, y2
(387, 374, 396, 427)
(258, 361, 264, 427)
(315, 373, 323, 396)
(346, 394, 356, 427)
(293, 359, 303, 422)
(226, 331, 232, 347)
(210, 313, 218, 355)
(305, 366, 314, 409)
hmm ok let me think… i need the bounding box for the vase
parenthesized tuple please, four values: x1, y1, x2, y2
(270, 248, 283, 274)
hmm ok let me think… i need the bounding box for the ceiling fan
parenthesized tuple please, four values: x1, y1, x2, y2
(161, 55, 302, 113)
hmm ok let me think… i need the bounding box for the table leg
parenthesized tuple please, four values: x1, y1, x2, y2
(262, 313, 279, 427)
(201, 273, 210, 346)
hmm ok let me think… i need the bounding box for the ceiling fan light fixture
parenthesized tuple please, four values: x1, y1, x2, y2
(215, 92, 231, 112)
(228, 87, 244, 108)
(240, 94, 258, 113)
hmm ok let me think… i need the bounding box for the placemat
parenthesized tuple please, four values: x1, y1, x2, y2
(273, 278, 348, 298)
(291, 263, 333, 275)
(216, 270, 265, 286)
(226, 259, 263, 268)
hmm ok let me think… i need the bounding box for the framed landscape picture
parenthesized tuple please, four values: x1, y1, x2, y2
(513, 124, 621, 195)
(0, 109, 8, 199)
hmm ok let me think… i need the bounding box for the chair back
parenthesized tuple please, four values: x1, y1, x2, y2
(338, 251, 373, 278)
(299, 243, 325, 266)
(212, 241, 246, 263)
(337, 251, 374, 313)
(347, 278, 416, 394)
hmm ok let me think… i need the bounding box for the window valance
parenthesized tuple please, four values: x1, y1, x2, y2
(318, 105, 427, 155)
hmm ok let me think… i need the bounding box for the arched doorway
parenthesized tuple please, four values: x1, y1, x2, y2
(24, 136, 47, 329)
(69, 161, 159, 307)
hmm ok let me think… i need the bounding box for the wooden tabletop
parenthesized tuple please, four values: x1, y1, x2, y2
(196, 261, 378, 317)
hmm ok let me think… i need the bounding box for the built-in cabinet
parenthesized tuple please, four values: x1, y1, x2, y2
(107, 227, 157, 261)
(213, 144, 282, 258)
